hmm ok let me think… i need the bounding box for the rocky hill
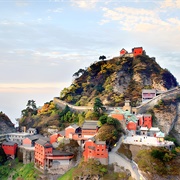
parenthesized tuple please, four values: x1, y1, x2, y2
(0, 112, 16, 134)
(60, 55, 178, 107)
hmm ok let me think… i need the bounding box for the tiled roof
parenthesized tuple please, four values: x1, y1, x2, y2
(58, 130, 65, 136)
(28, 134, 43, 141)
(2, 141, 17, 146)
(156, 131, 165, 138)
(52, 150, 73, 156)
(35, 138, 52, 147)
(82, 120, 99, 130)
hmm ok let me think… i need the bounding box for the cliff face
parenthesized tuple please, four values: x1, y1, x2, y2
(60, 55, 178, 107)
(0, 112, 16, 134)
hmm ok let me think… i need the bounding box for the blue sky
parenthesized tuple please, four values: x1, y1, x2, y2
(0, 0, 180, 123)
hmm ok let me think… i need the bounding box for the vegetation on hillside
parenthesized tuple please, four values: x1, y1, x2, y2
(59, 55, 178, 107)
(135, 147, 180, 178)
(0, 158, 39, 180)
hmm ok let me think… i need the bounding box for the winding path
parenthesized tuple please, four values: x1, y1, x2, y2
(108, 136, 145, 180)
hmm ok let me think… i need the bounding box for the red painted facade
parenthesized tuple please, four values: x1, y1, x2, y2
(35, 141, 52, 167)
(83, 140, 108, 165)
(2, 142, 18, 157)
(23, 138, 32, 146)
(143, 115, 152, 129)
(111, 114, 124, 121)
(127, 121, 137, 131)
(50, 133, 63, 144)
(120, 48, 128, 56)
(132, 47, 143, 57)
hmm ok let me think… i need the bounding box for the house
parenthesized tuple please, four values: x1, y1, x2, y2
(143, 114, 152, 129)
(124, 111, 138, 131)
(50, 131, 65, 144)
(149, 127, 160, 137)
(132, 47, 143, 57)
(81, 120, 99, 139)
(35, 138, 53, 168)
(142, 89, 156, 103)
(22, 134, 43, 147)
(6, 132, 31, 145)
(2, 141, 18, 159)
(27, 128, 37, 135)
(140, 127, 148, 135)
(83, 139, 108, 165)
(120, 48, 128, 56)
(45, 150, 74, 168)
(109, 108, 125, 121)
(34, 138, 74, 170)
(65, 124, 81, 140)
(156, 131, 165, 143)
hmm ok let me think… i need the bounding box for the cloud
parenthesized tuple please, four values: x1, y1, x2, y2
(100, 6, 180, 32)
(15, 0, 29, 7)
(160, 0, 180, 9)
(71, 0, 99, 9)
(47, 8, 63, 13)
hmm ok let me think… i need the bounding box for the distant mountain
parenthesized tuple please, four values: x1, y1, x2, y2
(60, 54, 178, 107)
(0, 112, 16, 134)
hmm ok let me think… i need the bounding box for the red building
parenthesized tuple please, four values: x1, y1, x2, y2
(50, 131, 65, 144)
(65, 121, 99, 141)
(83, 139, 108, 165)
(35, 138, 52, 168)
(34, 138, 74, 170)
(23, 134, 43, 147)
(127, 121, 137, 131)
(2, 141, 18, 159)
(120, 48, 128, 56)
(143, 114, 152, 129)
(132, 47, 143, 57)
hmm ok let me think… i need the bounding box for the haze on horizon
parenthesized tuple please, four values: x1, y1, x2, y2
(0, 0, 180, 124)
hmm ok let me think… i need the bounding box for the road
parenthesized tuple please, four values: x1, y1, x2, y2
(109, 136, 145, 180)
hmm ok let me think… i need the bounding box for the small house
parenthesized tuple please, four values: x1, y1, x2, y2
(83, 139, 108, 165)
(140, 127, 148, 135)
(120, 48, 128, 56)
(2, 141, 18, 159)
(142, 89, 156, 103)
(22, 134, 43, 147)
(132, 47, 143, 57)
(27, 128, 37, 135)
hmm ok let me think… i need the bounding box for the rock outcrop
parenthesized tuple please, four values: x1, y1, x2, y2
(0, 112, 15, 134)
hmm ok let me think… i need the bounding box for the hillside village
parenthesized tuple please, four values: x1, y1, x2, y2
(0, 47, 180, 179)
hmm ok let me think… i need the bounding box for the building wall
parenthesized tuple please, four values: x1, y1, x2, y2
(23, 138, 32, 147)
(65, 127, 75, 138)
(83, 140, 108, 165)
(127, 122, 137, 131)
(2, 144, 18, 156)
(111, 114, 124, 121)
(143, 115, 152, 129)
(50, 134, 62, 144)
(132, 47, 143, 57)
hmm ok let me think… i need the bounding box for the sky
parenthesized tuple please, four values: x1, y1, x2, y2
(0, 0, 180, 125)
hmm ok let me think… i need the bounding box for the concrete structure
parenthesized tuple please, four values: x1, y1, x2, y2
(2, 141, 18, 159)
(83, 139, 108, 165)
(27, 128, 37, 135)
(6, 132, 31, 145)
(142, 89, 156, 103)
(123, 134, 174, 148)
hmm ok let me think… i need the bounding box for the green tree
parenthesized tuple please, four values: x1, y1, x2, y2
(99, 55, 106, 61)
(93, 98, 106, 115)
